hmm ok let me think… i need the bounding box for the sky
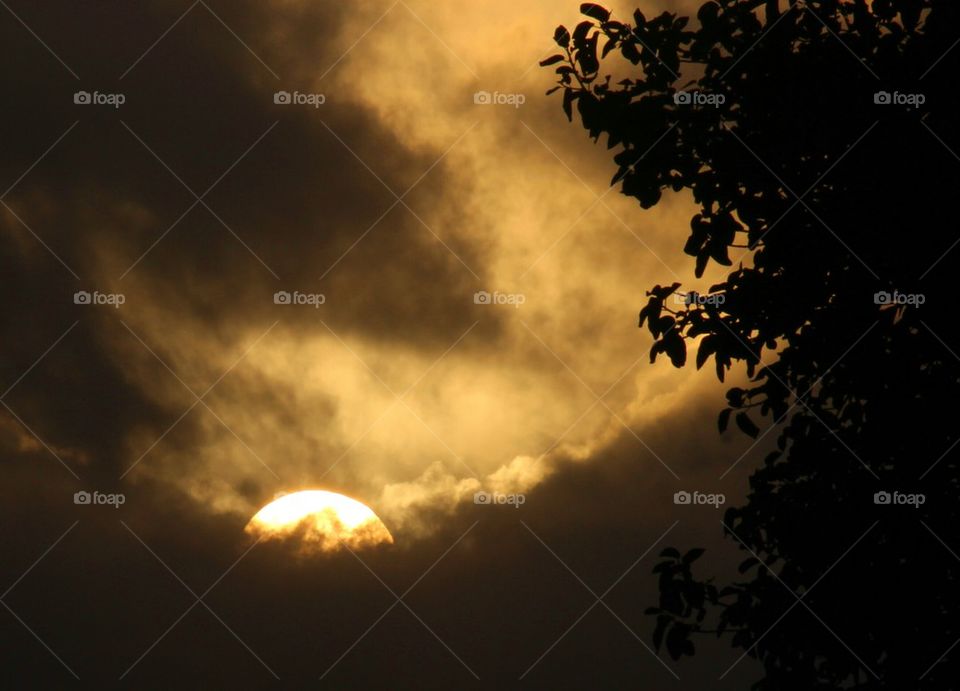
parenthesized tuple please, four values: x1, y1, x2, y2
(0, 1, 771, 687)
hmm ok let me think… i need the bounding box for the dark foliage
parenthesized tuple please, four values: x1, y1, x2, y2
(546, 1, 960, 688)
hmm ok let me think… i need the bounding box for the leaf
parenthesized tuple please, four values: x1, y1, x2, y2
(901, 2, 921, 31)
(580, 3, 611, 22)
(682, 548, 705, 564)
(562, 89, 579, 122)
(653, 615, 670, 650)
(651, 282, 682, 299)
(695, 251, 709, 278)
(539, 54, 565, 66)
(576, 33, 600, 74)
(621, 39, 642, 64)
(725, 387, 744, 406)
(660, 547, 681, 559)
(664, 333, 687, 367)
(572, 20, 592, 47)
(638, 306, 652, 328)
(696, 336, 716, 370)
(735, 412, 760, 438)
(738, 557, 759, 574)
(697, 1, 720, 27)
(545, 86, 561, 95)
(650, 340, 666, 364)
(654, 315, 675, 337)
(554, 25, 571, 47)
(638, 184, 662, 209)
(611, 164, 630, 185)
(708, 238, 732, 266)
(718, 407, 732, 433)
(665, 625, 689, 660)
(602, 37, 618, 59)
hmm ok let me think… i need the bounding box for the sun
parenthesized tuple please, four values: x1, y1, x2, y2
(245, 490, 393, 553)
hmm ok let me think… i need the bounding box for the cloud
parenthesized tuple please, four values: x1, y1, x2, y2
(2, 0, 749, 543)
(0, 1, 785, 685)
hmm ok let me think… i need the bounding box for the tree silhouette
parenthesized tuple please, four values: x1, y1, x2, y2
(546, 1, 959, 688)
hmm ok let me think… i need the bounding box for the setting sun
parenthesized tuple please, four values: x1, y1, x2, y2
(245, 490, 394, 553)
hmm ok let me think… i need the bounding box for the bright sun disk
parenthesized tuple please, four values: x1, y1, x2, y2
(245, 490, 393, 553)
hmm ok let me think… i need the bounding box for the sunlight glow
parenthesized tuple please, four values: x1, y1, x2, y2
(245, 490, 394, 553)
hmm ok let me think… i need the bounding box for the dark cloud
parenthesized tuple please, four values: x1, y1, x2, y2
(1, 0, 491, 481)
(0, 426, 762, 689)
